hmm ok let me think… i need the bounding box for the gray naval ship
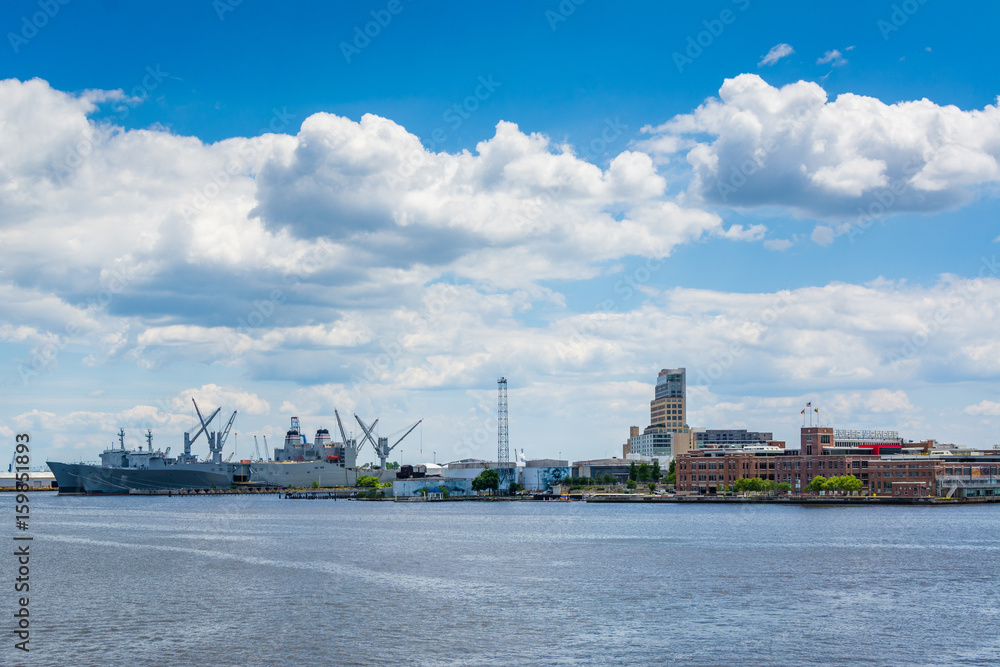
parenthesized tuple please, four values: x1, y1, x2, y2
(47, 400, 418, 494)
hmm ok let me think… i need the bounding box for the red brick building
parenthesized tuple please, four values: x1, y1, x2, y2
(676, 425, 1000, 498)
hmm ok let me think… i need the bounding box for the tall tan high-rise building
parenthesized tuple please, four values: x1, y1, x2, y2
(650, 368, 689, 435)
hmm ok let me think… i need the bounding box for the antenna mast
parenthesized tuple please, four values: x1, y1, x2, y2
(498, 377, 510, 492)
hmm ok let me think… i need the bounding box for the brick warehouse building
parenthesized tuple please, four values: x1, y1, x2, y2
(676, 425, 1000, 498)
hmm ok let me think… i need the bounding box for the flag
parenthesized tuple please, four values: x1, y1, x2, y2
(806, 402, 811, 407)
(814, 408, 819, 413)
(800, 409, 805, 414)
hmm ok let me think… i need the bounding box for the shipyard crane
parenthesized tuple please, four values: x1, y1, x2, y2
(183, 400, 222, 463)
(355, 414, 422, 470)
(219, 411, 237, 450)
(354, 415, 380, 458)
(262, 435, 269, 461)
(253, 436, 263, 462)
(335, 409, 361, 455)
(190, 399, 221, 445)
(192, 399, 237, 464)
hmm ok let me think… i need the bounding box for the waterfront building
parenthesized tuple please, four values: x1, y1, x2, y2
(572, 458, 640, 483)
(832, 429, 905, 455)
(441, 459, 517, 481)
(675, 425, 1000, 498)
(695, 429, 777, 449)
(624, 367, 694, 462)
(650, 368, 690, 435)
(392, 477, 474, 497)
(0, 471, 55, 489)
(520, 459, 570, 491)
(628, 428, 673, 459)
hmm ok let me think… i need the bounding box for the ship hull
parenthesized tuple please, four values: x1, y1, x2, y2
(249, 461, 394, 488)
(49, 459, 392, 494)
(47, 461, 85, 495)
(251, 460, 358, 487)
(74, 463, 234, 494)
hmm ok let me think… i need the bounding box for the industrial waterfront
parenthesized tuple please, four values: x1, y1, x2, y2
(8, 493, 999, 666)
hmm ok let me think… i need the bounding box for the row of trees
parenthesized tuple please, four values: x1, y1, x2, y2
(806, 474, 863, 494)
(730, 474, 863, 495)
(562, 460, 679, 490)
(628, 460, 663, 483)
(732, 477, 792, 494)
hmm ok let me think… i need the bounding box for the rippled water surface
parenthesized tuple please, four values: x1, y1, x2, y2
(5, 494, 1000, 665)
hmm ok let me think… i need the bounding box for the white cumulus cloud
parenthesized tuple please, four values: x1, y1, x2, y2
(639, 74, 1000, 217)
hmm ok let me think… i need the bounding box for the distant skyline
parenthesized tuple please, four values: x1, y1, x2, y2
(2, 0, 1000, 465)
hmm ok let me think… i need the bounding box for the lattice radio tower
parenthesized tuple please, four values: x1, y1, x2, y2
(497, 377, 510, 491)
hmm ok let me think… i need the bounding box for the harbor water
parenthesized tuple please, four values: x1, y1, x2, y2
(5, 494, 1000, 665)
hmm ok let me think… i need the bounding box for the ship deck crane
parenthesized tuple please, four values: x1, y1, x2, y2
(355, 414, 422, 470)
(335, 409, 360, 455)
(192, 399, 237, 464)
(354, 415, 380, 459)
(219, 411, 237, 450)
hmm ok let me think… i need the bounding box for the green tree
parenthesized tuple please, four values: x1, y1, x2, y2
(472, 469, 500, 494)
(806, 475, 827, 493)
(629, 461, 638, 482)
(837, 474, 862, 494)
(509, 481, 521, 495)
(734, 477, 771, 494)
(648, 482, 657, 494)
(637, 462, 651, 483)
(311, 480, 320, 489)
(356, 475, 379, 488)
(776, 482, 792, 494)
(626, 479, 637, 490)
(651, 459, 661, 482)
(666, 459, 676, 486)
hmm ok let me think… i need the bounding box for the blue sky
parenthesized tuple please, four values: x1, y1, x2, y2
(2, 0, 1000, 465)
